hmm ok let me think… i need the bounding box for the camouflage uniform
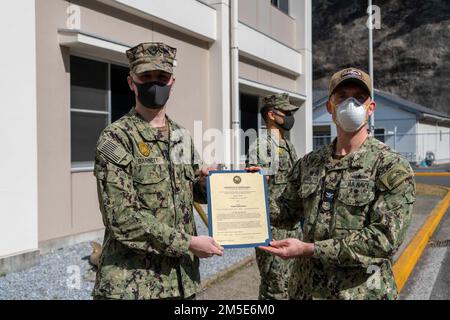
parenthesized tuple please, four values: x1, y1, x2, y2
(92, 43, 205, 299)
(246, 93, 301, 300)
(271, 136, 416, 299)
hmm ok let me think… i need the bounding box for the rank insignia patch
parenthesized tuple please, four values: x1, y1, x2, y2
(138, 141, 150, 157)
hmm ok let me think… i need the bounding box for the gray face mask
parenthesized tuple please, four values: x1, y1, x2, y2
(274, 111, 295, 131)
(133, 80, 172, 109)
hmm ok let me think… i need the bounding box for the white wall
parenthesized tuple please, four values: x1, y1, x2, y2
(416, 121, 450, 164)
(205, 0, 231, 168)
(374, 96, 417, 161)
(0, 0, 38, 257)
(290, 0, 313, 156)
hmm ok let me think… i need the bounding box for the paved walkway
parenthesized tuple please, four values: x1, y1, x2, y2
(197, 260, 259, 300)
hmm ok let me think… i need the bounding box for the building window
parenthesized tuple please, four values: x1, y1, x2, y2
(313, 125, 332, 151)
(374, 128, 385, 143)
(271, 0, 289, 15)
(240, 93, 260, 157)
(70, 55, 134, 168)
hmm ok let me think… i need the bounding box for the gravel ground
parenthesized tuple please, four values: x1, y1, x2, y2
(0, 215, 254, 300)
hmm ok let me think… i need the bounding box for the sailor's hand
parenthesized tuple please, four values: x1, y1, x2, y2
(189, 236, 224, 258)
(258, 239, 314, 259)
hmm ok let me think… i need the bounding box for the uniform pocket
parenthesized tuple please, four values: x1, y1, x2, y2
(335, 180, 375, 231)
(337, 180, 375, 207)
(133, 165, 169, 209)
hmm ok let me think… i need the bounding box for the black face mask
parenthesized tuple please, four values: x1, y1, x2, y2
(133, 80, 172, 109)
(274, 112, 295, 131)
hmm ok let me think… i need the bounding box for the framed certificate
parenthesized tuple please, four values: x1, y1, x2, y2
(206, 170, 272, 248)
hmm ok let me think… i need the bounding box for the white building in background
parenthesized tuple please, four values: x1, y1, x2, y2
(0, 0, 313, 274)
(313, 89, 450, 164)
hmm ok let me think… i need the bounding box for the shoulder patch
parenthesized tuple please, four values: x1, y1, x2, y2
(379, 163, 412, 190)
(97, 137, 128, 164)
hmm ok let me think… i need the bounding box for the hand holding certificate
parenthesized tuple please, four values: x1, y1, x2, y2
(206, 170, 271, 248)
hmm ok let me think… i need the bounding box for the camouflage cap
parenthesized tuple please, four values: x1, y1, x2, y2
(263, 93, 299, 112)
(126, 42, 177, 75)
(328, 67, 372, 97)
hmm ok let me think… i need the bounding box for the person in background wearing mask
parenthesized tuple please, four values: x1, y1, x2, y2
(259, 68, 416, 300)
(93, 42, 223, 300)
(246, 93, 301, 300)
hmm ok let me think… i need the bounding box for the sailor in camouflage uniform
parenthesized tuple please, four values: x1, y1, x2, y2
(260, 68, 415, 300)
(246, 93, 300, 300)
(92, 42, 223, 300)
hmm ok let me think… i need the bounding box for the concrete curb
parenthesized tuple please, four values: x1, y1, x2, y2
(393, 184, 450, 292)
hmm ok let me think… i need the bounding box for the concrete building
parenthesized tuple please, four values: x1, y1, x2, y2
(0, 0, 313, 273)
(313, 89, 450, 164)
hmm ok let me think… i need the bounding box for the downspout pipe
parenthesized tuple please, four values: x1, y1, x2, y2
(230, 0, 240, 169)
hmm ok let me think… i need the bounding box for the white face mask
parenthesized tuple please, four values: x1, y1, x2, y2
(334, 97, 369, 133)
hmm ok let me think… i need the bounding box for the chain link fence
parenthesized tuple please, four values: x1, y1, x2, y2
(313, 131, 450, 165)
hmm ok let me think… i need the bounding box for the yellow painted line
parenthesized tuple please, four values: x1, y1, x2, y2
(415, 172, 450, 177)
(393, 186, 450, 292)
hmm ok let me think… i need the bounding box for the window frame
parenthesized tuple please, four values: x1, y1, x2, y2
(70, 53, 129, 172)
(270, 0, 290, 16)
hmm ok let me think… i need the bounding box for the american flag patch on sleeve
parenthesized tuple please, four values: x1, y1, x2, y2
(97, 137, 127, 164)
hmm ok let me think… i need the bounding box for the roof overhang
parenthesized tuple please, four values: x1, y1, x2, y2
(58, 29, 130, 64)
(420, 113, 450, 125)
